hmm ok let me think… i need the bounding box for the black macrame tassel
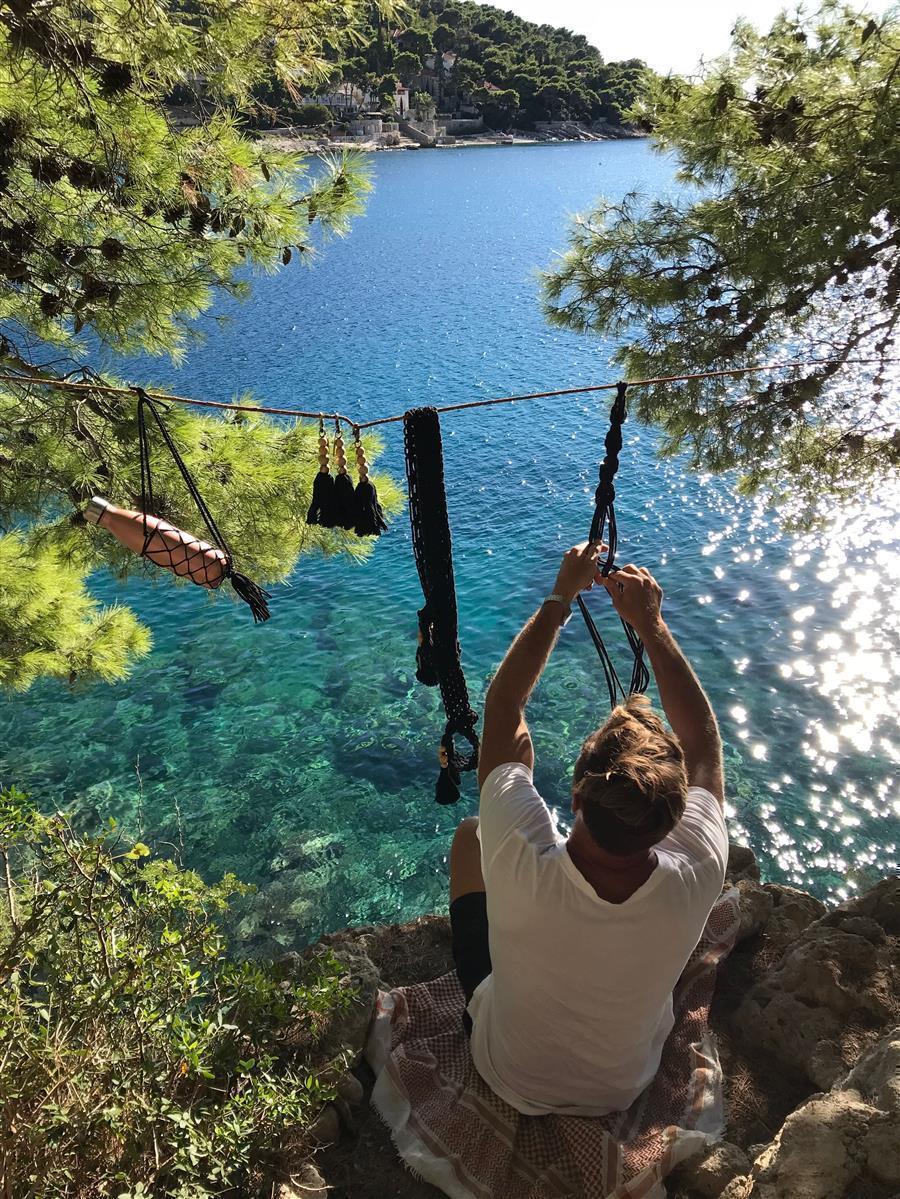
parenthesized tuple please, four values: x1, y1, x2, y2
(134, 387, 272, 623)
(306, 418, 337, 527)
(415, 606, 439, 686)
(436, 748, 462, 805)
(331, 423, 357, 530)
(352, 427, 388, 537)
(333, 472, 357, 529)
(404, 407, 479, 804)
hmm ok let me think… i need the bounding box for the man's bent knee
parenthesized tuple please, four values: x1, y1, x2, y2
(453, 816, 479, 845)
(450, 817, 484, 901)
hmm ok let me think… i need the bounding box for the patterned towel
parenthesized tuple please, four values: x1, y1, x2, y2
(365, 888, 740, 1199)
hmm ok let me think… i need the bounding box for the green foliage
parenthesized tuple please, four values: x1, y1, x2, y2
(333, 0, 652, 126)
(543, 3, 900, 525)
(472, 86, 520, 130)
(294, 104, 335, 128)
(0, 381, 402, 688)
(0, 533, 152, 691)
(413, 89, 437, 117)
(0, 0, 404, 690)
(0, 785, 355, 1197)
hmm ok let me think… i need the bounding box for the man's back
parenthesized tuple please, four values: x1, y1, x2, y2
(469, 763, 728, 1117)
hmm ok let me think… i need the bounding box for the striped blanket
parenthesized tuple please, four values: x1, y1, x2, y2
(365, 888, 740, 1199)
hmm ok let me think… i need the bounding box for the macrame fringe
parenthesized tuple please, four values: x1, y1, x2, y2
(436, 755, 462, 805)
(228, 568, 271, 624)
(404, 407, 479, 804)
(415, 608, 440, 686)
(354, 478, 388, 536)
(333, 471, 357, 530)
(352, 426, 387, 537)
(330, 425, 357, 530)
(307, 418, 338, 528)
(306, 469, 337, 527)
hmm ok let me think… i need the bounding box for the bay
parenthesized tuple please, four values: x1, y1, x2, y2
(3, 142, 898, 949)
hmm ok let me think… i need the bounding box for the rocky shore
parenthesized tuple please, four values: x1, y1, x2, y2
(261, 121, 645, 155)
(281, 844, 900, 1199)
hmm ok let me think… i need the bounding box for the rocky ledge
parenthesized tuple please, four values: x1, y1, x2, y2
(282, 845, 900, 1199)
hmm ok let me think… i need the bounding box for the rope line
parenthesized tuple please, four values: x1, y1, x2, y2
(577, 382, 650, 709)
(0, 355, 895, 429)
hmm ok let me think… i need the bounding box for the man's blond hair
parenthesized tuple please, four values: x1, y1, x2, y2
(572, 695, 688, 855)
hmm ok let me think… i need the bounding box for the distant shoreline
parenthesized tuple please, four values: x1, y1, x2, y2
(260, 128, 648, 155)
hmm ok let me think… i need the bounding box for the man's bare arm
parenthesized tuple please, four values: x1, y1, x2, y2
(478, 543, 603, 788)
(601, 566, 724, 806)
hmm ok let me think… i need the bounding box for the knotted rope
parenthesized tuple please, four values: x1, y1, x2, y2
(577, 382, 650, 707)
(135, 388, 271, 622)
(404, 407, 479, 805)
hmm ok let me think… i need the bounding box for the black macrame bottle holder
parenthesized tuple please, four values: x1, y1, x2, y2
(577, 381, 649, 707)
(404, 406, 479, 805)
(134, 388, 271, 622)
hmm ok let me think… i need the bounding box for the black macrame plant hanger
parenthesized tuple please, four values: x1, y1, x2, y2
(577, 381, 650, 707)
(404, 406, 479, 805)
(134, 387, 271, 622)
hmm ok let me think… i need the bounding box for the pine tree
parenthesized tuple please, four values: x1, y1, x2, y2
(0, 0, 403, 690)
(543, 4, 900, 524)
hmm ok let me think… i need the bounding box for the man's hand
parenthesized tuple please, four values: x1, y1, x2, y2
(552, 542, 605, 604)
(600, 565, 664, 639)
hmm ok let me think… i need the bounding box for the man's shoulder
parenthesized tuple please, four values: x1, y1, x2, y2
(479, 762, 559, 862)
(660, 786, 729, 876)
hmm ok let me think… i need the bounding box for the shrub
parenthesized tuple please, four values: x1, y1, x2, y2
(0, 786, 353, 1198)
(294, 104, 333, 128)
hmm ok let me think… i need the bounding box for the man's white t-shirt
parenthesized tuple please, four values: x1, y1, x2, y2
(469, 762, 728, 1117)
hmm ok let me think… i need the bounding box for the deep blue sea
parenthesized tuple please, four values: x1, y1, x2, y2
(3, 142, 898, 949)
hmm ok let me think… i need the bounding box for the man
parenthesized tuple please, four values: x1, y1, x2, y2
(449, 542, 728, 1116)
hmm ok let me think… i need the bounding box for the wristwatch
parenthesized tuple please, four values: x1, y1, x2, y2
(83, 496, 110, 526)
(543, 593, 573, 627)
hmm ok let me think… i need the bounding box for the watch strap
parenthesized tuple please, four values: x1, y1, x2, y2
(543, 593, 573, 625)
(84, 496, 110, 526)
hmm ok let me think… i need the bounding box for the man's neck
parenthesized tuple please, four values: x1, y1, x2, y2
(565, 815, 656, 872)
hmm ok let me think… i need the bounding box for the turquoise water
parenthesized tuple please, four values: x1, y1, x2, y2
(3, 142, 899, 950)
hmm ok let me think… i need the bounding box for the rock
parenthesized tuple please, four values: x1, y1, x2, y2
(841, 1026, 900, 1113)
(733, 922, 899, 1089)
(745, 1090, 877, 1199)
(336, 1071, 365, 1106)
(728, 843, 761, 883)
(277, 1162, 328, 1198)
(760, 884, 827, 959)
(830, 915, 883, 942)
(672, 1140, 752, 1198)
(736, 880, 774, 942)
(863, 1115, 900, 1185)
(308, 1102, 341, 1146)
(833, 876, 900, 935)
(773, 930, 882, 1017)
(321, 914, 454, 990)
(719, 1180, 751, 1199)
(313, 944, 381, 1066)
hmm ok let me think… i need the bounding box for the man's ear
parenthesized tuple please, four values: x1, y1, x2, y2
(571, 791, 581, 815)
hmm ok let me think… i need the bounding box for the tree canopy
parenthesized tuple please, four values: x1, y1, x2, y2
(544, 3, 900, 523)
(325, 0, 653, 128)
(0, 0, 402, 691)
